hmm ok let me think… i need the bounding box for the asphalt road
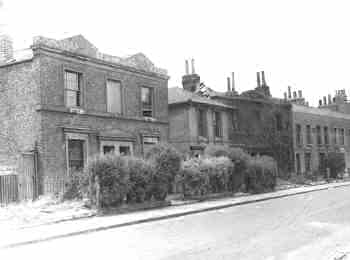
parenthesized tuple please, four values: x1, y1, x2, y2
(3, 185, 350, 260)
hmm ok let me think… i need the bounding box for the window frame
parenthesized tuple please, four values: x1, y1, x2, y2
(197, 108, 207, 138)
(306, 125, 312, 145)
(296, 124, 302, 145)
(316, 125, 322, 145)
(106, 79, 124, 115)
(213, 111, 223, 138)
(324, 126, 329, 145)
(64, 69, 84, 108)
(140, 86, 154, 118)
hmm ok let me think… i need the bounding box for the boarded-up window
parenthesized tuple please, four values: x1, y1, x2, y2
(107, 80, 122, 114)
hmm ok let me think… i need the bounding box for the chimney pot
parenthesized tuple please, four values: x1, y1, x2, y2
(261, 71, 266, 86)
(256, 72, 261, 88)
(323, 96, 327, 105)
(231, 72, 235, 92)
(288, 86, 292, 99)
(185, 60, 189, 75)
(191, 58, 195, 74)
(227, 77, 231, 92)
(284, 92, 287, 100)
(319, 100, 322, 106)
(328, 94, 332, 104)
(298, 90, 302, 98)
(293, 91, 297, 99)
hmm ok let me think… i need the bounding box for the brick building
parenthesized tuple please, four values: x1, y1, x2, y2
(168, 60, 235, 157)
(0, 34, 169, 195)
(286, 86, 350, 176)
(169, 63, 294, 173)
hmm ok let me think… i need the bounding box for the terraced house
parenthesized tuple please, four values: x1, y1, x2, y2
(0, 34, 169, 197)
(289, 87, 350, 176)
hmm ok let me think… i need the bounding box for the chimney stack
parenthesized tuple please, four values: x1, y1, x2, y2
(227, 77, 231, 92)
(323, 96, 327, 105)
(298, 90, 302, 98)
(191, 58, 195, 74)
(231, 72, 235, 92)
(293, 91, 297, 99)
(0, 34, 14, 63)
(284, 92, 287, 100)
(185, 60, 189, 75)
(319, 100, 322, 107)
(288, 86, 292, 99)
(328, 94, 332, 104)
(256, 72, 261, 88)
(261, 71, 267, 86)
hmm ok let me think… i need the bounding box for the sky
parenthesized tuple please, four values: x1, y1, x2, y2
(1, 0, 350, 106)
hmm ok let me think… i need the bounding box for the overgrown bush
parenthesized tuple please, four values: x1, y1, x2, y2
(199, 157, 233, 193)
(245, 156, 277, 193)
(227, 148, 252, 192)
(88, 154, 130, 207)
(326, 152, 346, 178)
(126, 157, 154, 203)
(204, 144, 230, 158)
(146, 144, 182, 200)
(180, 156, 234, 197)
(62, 170, 89, 200)
(180, 159, 210, 196)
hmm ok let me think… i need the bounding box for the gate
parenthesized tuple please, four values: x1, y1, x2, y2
(19, 153, 38, 201)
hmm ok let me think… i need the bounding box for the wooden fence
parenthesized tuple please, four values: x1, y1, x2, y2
(0, 174, 18, 205)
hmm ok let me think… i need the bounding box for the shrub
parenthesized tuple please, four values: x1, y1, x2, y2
(87, 154, 130, 207)
(326, 152, 346, 178)
(62, 170, 89, 200)
(245, 156, 277, 193)
(180, 156, 234, 197)
(180, 159, 210, 197)
(146, 144, 182, 200)
(204, 144, 230, 158)
(227, 148, 252, 192)
(125, 157, 154, 203)
(199, 157, 233, 193)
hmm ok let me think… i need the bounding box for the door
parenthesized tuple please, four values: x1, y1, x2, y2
(19, 153, 36, 201)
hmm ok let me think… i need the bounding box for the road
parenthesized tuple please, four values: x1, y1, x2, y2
(3, 185, 350, 260)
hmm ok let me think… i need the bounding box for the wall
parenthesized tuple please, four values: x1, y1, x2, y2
(292, 104, 350, 176)
(0, 59, 41, 174)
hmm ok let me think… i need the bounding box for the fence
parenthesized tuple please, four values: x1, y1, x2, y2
(0, 174, 18, 205)
(43, 176, 66, 194)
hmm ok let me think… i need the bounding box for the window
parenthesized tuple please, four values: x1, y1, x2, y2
(324, 126, 329, 145)
(101, 141, 133, 156)
(306, 125, 312, 144)
(316, 125, 322, 145)
(296, 153, 301, 175)
(107, 80, 122, 114)
(305, 153, 311, 172)
(103, 145, 115, 155)
(65, 71, 82, 107)
(119, 146, 131, 156)
(68, 140, 85, 172)
(198, 109, 207, 137)
(276, 114, 282, 131)
(296, 124, 302, 145)
(340, 128, 345, 145)
(213, 111, 222, 137)
(141, 87, 153, 117)
(333, 128, 337, 144)
(319, 153, 326, 173)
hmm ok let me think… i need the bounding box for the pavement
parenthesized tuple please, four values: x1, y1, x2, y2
(1, 180, 350, 251)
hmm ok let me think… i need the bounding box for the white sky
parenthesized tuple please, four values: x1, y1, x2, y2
(1, 0, 350, 106)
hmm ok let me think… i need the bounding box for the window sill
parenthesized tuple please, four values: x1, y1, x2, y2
(36, 105, 168, 124)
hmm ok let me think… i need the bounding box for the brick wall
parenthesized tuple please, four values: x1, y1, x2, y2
(0, 59, 41, 174)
